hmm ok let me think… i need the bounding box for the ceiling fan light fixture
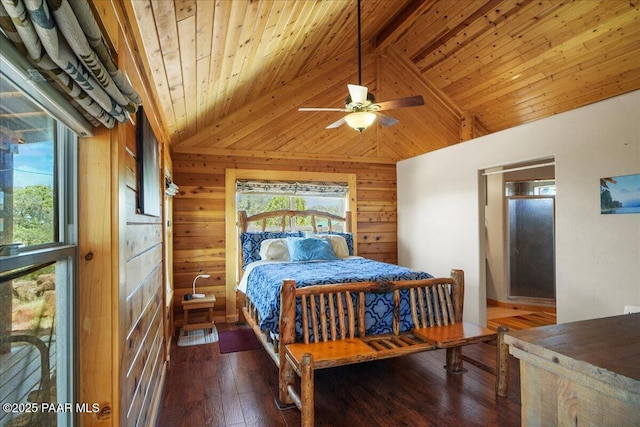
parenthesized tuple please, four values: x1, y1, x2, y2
(344, 111, 376, 132)
(298, 0, 423, 130)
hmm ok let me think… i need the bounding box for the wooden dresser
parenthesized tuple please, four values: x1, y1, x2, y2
(505, 313, 640, 426)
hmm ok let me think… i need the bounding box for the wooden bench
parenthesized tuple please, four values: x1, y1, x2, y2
(278, 269, 509, 427)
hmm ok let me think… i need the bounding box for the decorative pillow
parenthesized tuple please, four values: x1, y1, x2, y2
(316, 235, 349, 258)
(259, 238, 290, 260)
(318, 231, 354, 256)
(286, 237, 338, 262)
(240, 231, 303, 268)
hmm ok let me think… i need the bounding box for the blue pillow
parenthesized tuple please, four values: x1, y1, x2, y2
(287, 237, 338, 262)
(240, 231, 303, 268)
(318, 231, 354, 256)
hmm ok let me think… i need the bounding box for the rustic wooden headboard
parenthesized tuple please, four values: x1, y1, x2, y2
(237, 209, 352, 233)
(236, 209, 353, 278)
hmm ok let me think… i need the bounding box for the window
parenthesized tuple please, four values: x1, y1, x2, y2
(0, 86, 57, 248)
(236, 180, 348, 231)
(505, 180, 556, 197)
(1, 64, 77, 426)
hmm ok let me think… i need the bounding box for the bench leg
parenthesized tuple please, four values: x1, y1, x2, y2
(278, 355, 296, 407)
(300, 354, 315, 427)
(445, 347, 466, 373)
(495, 326, 509, 397)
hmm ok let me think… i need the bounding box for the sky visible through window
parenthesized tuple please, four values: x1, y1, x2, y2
(13, 141, 54, 188)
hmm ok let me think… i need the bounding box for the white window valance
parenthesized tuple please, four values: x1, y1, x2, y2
(236, 180, 348, 196)
(0, 0, 141, 129)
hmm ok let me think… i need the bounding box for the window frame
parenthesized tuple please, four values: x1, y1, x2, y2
(1, 41, 79, 426)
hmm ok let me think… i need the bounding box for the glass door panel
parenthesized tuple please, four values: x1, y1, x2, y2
(507, 197, 555, 300)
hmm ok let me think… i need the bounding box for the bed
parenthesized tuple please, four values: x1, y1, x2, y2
(237, 209, 430, 339)
(237, 209, 440, 357)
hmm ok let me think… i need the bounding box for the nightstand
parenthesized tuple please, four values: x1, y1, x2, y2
(181, 294, 216, 335)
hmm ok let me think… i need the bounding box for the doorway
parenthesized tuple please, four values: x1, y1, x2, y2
(483, 159, 556, 327)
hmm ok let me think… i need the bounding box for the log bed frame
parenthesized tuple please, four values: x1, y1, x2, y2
(237, 210, 509, 426)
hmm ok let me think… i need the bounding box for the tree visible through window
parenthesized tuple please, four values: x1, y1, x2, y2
(1, 74, 56, 248)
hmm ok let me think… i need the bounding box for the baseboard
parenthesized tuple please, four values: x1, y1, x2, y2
(487, 298, 556, 313)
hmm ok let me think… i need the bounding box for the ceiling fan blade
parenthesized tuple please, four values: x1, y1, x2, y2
(375, 113, 399, 127)
(347, 84, 368, 104)
(326, 117, 346, 129)
(375, 95, 425, 111)
(299, 107, 348, 112)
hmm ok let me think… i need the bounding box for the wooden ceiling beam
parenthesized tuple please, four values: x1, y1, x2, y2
(383, 45, 462, 119)
(372, 0, 433, 51)
(411, 0, 503, 64)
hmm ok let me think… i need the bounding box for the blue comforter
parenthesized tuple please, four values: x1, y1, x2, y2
(245, 258, 432, 337)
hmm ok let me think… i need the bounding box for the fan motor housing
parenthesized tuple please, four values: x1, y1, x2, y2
(345, 92, 376, 110)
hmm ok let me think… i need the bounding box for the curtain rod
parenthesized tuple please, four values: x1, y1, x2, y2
(482, 161, 555, 176)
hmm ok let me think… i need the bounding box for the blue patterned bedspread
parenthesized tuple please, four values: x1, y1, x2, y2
(245, 258, 432, 337)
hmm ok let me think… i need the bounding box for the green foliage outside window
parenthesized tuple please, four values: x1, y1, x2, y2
(13, 184, 55, 246)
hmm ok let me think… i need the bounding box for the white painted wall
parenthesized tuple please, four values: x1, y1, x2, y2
(397, 90, 640, 325)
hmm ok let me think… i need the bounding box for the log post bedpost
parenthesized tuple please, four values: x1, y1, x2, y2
(279, 279, 297, 406)
(238, 210, 248, 232)
(445, 269, 465, 373)
(496, 325, 509, 397)
(344, 211, 352, 233)
(300, 354, 314, 427)
(237, 210, 248, 277)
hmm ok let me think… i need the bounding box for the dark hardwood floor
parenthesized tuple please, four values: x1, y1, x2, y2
(155, 323, 522, 427)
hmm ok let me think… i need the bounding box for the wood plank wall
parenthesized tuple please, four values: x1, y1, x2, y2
(80, 2, 169, 426)
(171, 153, 398, 323)
(121, 119, 165, 427)
(78, 125, 116, 426)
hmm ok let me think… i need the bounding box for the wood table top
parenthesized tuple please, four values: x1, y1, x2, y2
(181, 294, 216, 306)
(505, 313, 640, 392)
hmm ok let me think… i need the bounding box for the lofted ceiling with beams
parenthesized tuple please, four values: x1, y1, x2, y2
(117, 0, 640, 163)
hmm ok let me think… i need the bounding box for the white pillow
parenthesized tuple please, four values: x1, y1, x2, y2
(259, 238, 290, 260)
(317, 235, 349, 258)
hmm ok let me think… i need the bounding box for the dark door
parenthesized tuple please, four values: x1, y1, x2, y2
(507, 196, 555, 300)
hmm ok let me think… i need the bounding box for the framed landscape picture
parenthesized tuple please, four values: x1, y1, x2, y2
(600, 173, 640, 214)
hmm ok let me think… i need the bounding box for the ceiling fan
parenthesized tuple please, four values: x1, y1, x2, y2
(299, 0, 425, 132)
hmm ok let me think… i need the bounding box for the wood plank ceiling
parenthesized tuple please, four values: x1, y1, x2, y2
(120, 0, 640, 162)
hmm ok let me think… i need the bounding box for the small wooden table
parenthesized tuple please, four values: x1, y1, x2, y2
(505, 313, 640, 426)
(181, 294, 216, 336)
